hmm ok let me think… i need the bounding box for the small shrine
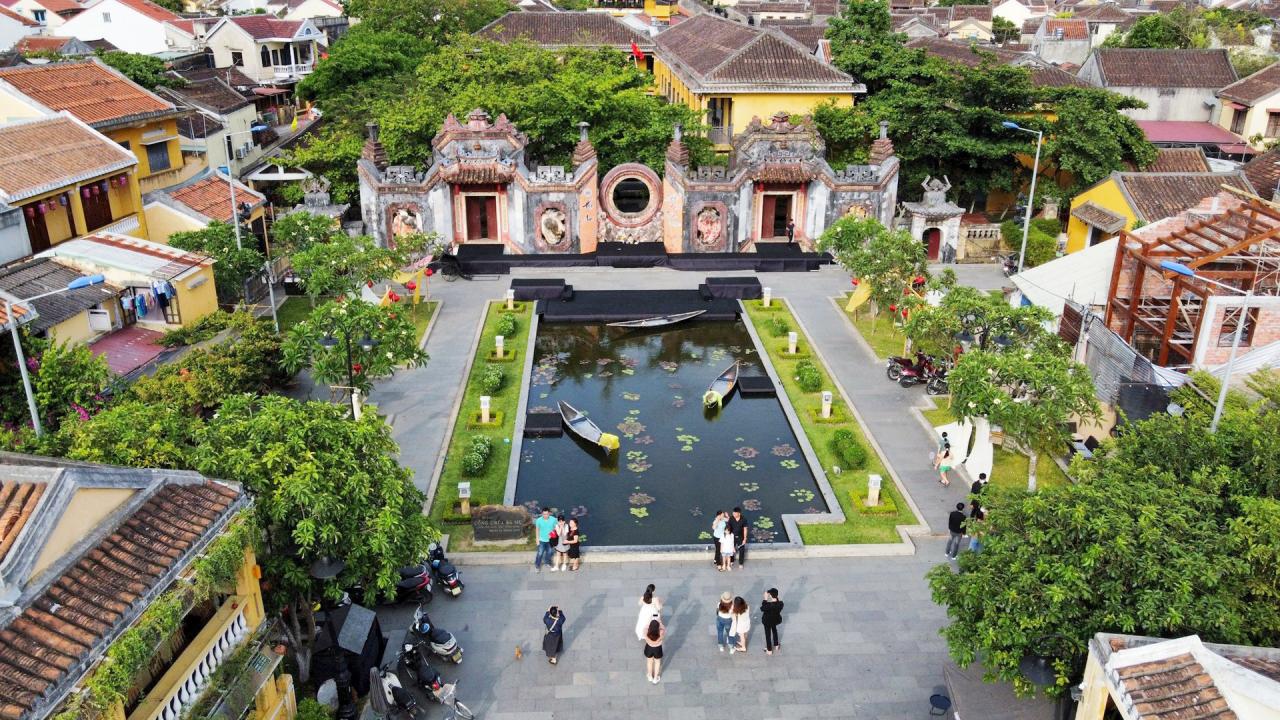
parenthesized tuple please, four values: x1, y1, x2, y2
(902, 176, 963, 262)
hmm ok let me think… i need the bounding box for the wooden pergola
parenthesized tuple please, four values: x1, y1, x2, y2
(1104, 195, 1280, 366)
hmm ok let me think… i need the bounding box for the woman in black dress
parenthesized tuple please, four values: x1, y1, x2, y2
(643, 618, 665, 684)
(566, 518, 581, 571)
(543, 606, 566, 665)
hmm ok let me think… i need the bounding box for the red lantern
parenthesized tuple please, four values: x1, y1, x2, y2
(91, 185, 99, 197)
(36, 203, 45, 215)
(404, 281, 417, 291)
(888, 304, 897, 312)
(82, 187, 91, 199)
(425, 268, 434, 277)
(851, 278, 858, 286)
(388, 291, 401, 302)
(352, 362, 363, 374)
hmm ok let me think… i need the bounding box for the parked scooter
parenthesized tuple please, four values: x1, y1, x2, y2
(396, 642, 476, 719)
(346, 563, 434, 607)
(924, 362, 950, 396)
(410, 606, 464, 664)
(886, 351, 928, 382)
(374, 663, 421, 718)
(1001, 252, 1019, 277)
(895, 353, 941, 389)
(428, 542, 463, 598)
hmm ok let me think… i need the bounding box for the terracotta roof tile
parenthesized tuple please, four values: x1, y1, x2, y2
(0, 301, 31, 327)
(475, 11, 653, 49)
(1074, 2, 1135, 25)
(225, 15, 303, 40)
(0, 115, 136, 204)
(950, 4, 993, 21)
(906, 37, 1090, 87)
(1243, 147, 1280, 196)
(1218, 62, 1280, 105)
(32, 0, 80, 14)
(115, 0, 181, 23)
(158, 77, 252, 114)
(1072, 200, 1127, 232)
(0, 481, 241, 720)
(1094, 48, 1237, 89)
(773, 24, 827, 52)
(1114, 653, 1237, 720)
(655, 14, 854, 88)
(1144, 148, 1211, 173)
(0, 480, 43, 563)
(166, 173, 265, 222)
(1117, 172, 1253, 222)
(1043, 18, 1088, 40)
(0, 61, 177, 128)
(0, 257, 118, 333)
(13, 36, 77, 53)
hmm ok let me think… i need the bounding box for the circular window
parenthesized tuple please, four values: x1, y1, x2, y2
(612, 178, 651, 214)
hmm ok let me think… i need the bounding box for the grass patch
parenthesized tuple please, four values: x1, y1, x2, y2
(919, 403, 1070, 491)
(841, 293, 906, 360)
(409, 302, 438, 345)
(276, 296, 324, 331)
(744, 299, 919, 544)
(429, 300, 532, 548)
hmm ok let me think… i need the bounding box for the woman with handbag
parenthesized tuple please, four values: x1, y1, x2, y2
(542, 606, 566, 665)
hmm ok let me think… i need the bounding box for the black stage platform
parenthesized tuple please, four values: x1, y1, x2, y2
(455, 242, 829, 275)
(537, 290, 740, 323)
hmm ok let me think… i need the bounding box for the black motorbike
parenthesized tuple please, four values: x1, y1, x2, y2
(428, 542, 463, 598)
(410, 606, 464, 664)
(397, 642, 476, 719)
(924, 362, 950, 396)
(346, 562, 433, 606)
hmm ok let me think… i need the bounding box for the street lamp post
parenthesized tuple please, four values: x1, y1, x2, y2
(1160, 260, 1251, 433)
(3, 274, 106, 436)
(1003, 121, 1045, 275)
(309, 556, 356, 720)
(319, 329, 376, 418)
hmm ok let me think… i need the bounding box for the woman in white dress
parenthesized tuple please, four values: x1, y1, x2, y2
(635, 584, 662, 642)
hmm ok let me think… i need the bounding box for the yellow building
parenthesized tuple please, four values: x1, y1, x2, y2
(1217, 62, 1280, 150)
(0, 113, 148, 259)
(1065, 170, 1253, 253)
(0, 257, 122, 346)
(0, 453, 296, 720)
(0, 59, 198, 195)
(652, 13, 862, 150)
(144, 172, 268, 245)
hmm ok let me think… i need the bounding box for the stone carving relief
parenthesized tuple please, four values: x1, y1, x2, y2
(693, 166, 728, 182)
(834, 165, 878, 184)
(540, 208, 568, 246)
(534, 166, 568, 183)
(842, 203, 872, 219)
(600, 221, 663, 245)
(693, 203, 727, 251)
(384, 165, 419, 184)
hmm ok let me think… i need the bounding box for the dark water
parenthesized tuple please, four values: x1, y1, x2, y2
(515, 321, 827, 547)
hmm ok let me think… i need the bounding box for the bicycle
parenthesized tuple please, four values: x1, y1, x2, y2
(436, 679, 476, 719)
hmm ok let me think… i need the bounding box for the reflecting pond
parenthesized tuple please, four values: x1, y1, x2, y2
(515, 320, 827, 546)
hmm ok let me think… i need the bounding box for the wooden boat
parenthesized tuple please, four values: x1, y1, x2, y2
(703, 361, 740, 408)
(606, 310, 705, 328)
(558, 400, 620, 451)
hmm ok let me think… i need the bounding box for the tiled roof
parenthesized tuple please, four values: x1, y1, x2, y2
(906, 37, 1090, 87)
(82, 38, 119, 52)
(1115, 172, 1254, 222)
(45, 232, 213, 281)
(0, 5, 37, 27)
(773, 24, 827, 52)
(0, 298, 30, 327)
(0, 480, 43, 563)
(0, 258, 118, 333)
(164, 173, 265, 223)
(1113, 653, 1236, 719)
(1145, 147, 1211, 173)
(172, 65, 258, 93)
(175, 113, 224, 139)
(1242, 147, 1280, 196)
(0, 115, 136, 205)
(475, 11, 653, 49)
(0, 61, 178, 128)
(13, 37, 81, 54)
(1074, 2, 1134, 25)
(950, 4, 992, 21)
(654, 13, 856, 90)
(0, 472, 241, 720)
(1218, 62, 1280, 105)
(1043, 18, 1088, 40)
(225, 15, 303, 40)
(31, 0, 80, 14)
(158, 77, 252, 114)
(113, 0, 181, 23)
(1072, 200, 1127, 232)
(1093, 48, 1237, 88)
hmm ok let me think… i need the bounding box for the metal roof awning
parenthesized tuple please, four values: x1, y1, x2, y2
(252, 87, 289, 96)
(141, 135, 179, 145)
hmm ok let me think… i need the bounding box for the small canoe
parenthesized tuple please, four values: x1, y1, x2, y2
(558, 400, 620, 451)
(607, 310, 705, 329)
(703, 361, 740, 408)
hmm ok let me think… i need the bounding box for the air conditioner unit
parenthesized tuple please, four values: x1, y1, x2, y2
(241, 142, 252, 153)
(235, 147, 247, 159)
(166, 37, 174, 46)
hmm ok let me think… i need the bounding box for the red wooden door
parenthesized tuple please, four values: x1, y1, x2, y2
(923, 227, 941, 261)
(760, 194, 777, 238)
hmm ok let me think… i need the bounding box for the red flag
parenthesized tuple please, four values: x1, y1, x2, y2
(630, 40, 645, 62)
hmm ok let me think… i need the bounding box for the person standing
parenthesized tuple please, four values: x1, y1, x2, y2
(643, 619, 665, 684)
(565, 518, 582, 571)
(970, 472, 987, 498)
(542, 606, 565, 665)
(945, 502, 967, 559)
(718, 525, 735, 572)
(968, 503, 986, 553)
(728, 507, 749, 568)
(936, 444, 953, 487)
(553, 514, 570, 571)
(760, 588, 784, 655)
(729, 596, 751, 653)
(533, 508, 557, 572)
(636, 584, 662, 641)
(715, 591, 734, 652)
(785, 219, 796, 244)
(711, 510, 727, 567)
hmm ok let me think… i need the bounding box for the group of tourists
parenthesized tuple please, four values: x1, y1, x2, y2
(532, 507, 581, 572)
(944, 473, 988, 559)
(710, 508, 750, 571)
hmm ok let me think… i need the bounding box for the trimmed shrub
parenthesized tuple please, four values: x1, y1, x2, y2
(1030, 217, 1061, 237)
(851, 489, 898, 515)
(763, 316, 790, 337)
(829, 428, 869, 470)
(795, 360, 822, 392)
(460, 435, 494, 476)
(495, 313, 518, 337)
(479, 365, 505, 393)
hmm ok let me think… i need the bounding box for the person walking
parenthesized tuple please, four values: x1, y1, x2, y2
(533, 508, 557, 572)
(729, 596, 751, 653)
(718, 525, 735, 572)
(970, 472, 987, 498)
(968, 503, 986, 553)
(643, 619, 666, 683)
(945, 502, 967, 559)
(553, 514, 570, 571)
(728, 507, 749, 568)
(785, 219, 796, 244)
(636, 584, 662, 642)
(542, 606, 565, 665)
(936, 443, 954, 486)
(565, 518, 582, 571)
(711, 510, 727, 567)
(715, 591, 734, 652)
(760, 588, 784, 655)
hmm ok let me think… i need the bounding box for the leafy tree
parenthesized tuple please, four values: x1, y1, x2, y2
(193, 394, 436, 684)
(342, 0, 510, 44)
(1107, 9, 1203, 48)
(1044, 87, 1156, 193)
(1, 333, 111, 433)
(1231, 51, 1274, 80)
(1229, 497, 1280, 641)
(96, 51, 186, 90)
(170, 222, 266, 304)
(818, 217, 928, 318)
(296, 27, 430, 128)
(279, 129, 366, 203)
(289, 232, 426, 299)
(281, 297, 427, 394)
(270, 210, 344, 256)
(62, 401, 204, 469)
(948, 342, 1098, 490)
(813, 100, 874, 166)
(902, 286, 1051, 357)
(992, 16, 1019, 44)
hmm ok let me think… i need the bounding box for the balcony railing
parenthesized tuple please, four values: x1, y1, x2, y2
(596, 0, 643, 8)
(99, 213, 142, 237)
(273, 63, 314, 78)
(129, 597, 250, 720)
(708, 125, 733, 145)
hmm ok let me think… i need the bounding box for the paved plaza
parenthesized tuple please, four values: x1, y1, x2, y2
(362, 263, 1009, 718)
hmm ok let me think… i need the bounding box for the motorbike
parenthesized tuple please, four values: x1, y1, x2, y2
(428, 542, 464, 598)
(410, 605, 464, 664)
(924, 362, 950, 396)
(396, 642, 476, 719)
(886, 351, 928, 382)
(374, 663, 421, 719)
(345, 562, 433, 606)
(1001, 251, 1019, 277)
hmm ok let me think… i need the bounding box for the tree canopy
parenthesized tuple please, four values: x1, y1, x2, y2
(819, 217, 929, 316)
(902, 285, 1052, 357)
(281, 297, 427, 393)
(170, 222, 266, 304)
(96, 51, 185, 90)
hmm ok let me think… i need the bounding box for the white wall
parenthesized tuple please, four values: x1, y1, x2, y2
(0, 208, 32, 264)
(1033, 37, 1092, 66)
(1117, 87, 1220, 121)
(282, 0, 344, 20)
(993, 0, 1034, 27)
(0, 14, 34, 52)
(8, 0, 69, 29)
(58, 0, 172, 54)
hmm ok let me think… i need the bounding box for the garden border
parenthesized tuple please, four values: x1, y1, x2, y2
(502, 308, 539, 506)
(423, 300, 489, 517)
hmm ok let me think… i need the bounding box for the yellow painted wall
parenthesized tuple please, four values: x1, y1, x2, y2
(1218, 97, 1280, 149)
(0, 85, 43, 123)
(1066, 177, 1137, 253)
(109, 121, 184, 180)
(172, 265, 219, 327)
(47, 312, 95, 346)
(144, 202, 205, 244)
(643, 0, 672, 20)
(29, 487, 138, 581)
